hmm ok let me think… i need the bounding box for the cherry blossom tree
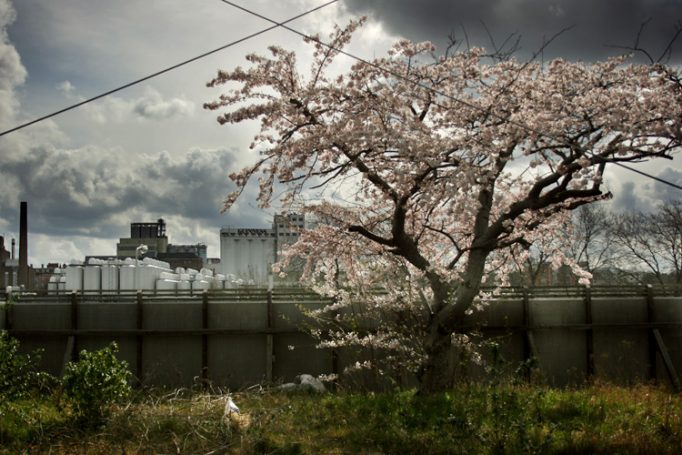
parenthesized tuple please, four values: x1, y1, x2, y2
(205, 20, 682, 392)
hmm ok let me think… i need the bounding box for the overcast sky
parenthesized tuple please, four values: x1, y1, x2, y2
(1, 0, 681, 266)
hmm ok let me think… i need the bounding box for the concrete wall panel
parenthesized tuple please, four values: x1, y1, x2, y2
(208, 335, 267, 389)
(12, 302, 70, 330)
(142, 301, 202, 387)
(469, 299, 524, 328)
(592, 297, 649, 382)
(77, 302, 138, 376)
(143, 336, 201, 387)
(464, 331, 526, 382)
(273, 302, 325, 330)
(210, 302, 267, 331)
(531, 298, 587, 386)
(653, 297, 682, 384)
(273, 333, 331, 381)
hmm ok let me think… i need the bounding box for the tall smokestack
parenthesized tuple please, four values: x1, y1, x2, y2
(19, 201, 28, 288)
(11, 238, 15, 259)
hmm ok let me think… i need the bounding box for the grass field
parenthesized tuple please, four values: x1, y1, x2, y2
(1, 383, 681, 454)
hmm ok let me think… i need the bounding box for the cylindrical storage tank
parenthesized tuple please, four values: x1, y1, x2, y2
(119, 265, 136, 290)
(210, 277, 225, 290)
(83, 266, 101, 291)
(136, 265, 167, 290)
(65, 266, 83, 291)
(47, 275, 58, 292)
(156, 279, 178, 291)
(101, 264, 119, 291)
(142, 257, 171, 269)
(193, 273, 205, 282)
(159, 271, 180, 281)
(192, 280, 210, 291)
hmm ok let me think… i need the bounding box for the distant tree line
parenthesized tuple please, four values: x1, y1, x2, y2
(511, 200, 682, 287)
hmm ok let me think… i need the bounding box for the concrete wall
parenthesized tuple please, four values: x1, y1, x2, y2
(2, 290, 681, 390)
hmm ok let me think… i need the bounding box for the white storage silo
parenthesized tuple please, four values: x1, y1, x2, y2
(156, 279, 178, 291)
(136, 264, 171, 289)
(119, 265, 136, 290)
(65, 266, 83, 291)
(159, 271, 180, 281)
(211, 274, 226, 289)
(101, 264, 119, 291)
(83, 266, 101, 290)
(47, 275, 59, 292)
(192, 279, 210, 291)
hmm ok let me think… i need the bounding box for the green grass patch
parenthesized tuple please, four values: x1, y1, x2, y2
(1, 384, 681, 454)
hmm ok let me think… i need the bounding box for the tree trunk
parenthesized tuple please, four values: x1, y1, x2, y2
(417, 248, 490, 393)
(418, 334, 457, 393)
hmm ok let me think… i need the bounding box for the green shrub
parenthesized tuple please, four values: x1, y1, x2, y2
(0, 331, 45, 401)
(62, 342, 132, 421)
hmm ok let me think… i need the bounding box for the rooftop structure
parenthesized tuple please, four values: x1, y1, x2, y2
(117, 218, 168, 258)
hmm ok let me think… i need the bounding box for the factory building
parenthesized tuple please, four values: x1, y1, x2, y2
(116, 219, 168, 258)
(166, 243, 207, 261)
(220, 213, 304, 285)
(112, 220, 209, 271)
(0, 235, 18, 289)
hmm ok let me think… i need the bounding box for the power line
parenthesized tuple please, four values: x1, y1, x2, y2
(612, 161, 682, 191)
(221, 0, 682, 193)
(0, 0, 341, 138)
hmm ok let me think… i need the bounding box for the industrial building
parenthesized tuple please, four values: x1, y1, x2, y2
(116, 219, 169, 258)
(0, 235, 19, 289)
(111, 219, 207, 271)
(220, 213, 304, 285)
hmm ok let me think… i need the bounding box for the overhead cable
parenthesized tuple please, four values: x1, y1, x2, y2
(0, 0, 341, 138)
(221, 0, 682, 192)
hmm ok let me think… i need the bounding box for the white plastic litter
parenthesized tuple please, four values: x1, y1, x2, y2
(276, 374, 327, 393)
(225, 396, 240, 415)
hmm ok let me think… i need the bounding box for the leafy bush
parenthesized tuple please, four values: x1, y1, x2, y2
(0, 331, 45, 401)
(62, 342, 132, 421)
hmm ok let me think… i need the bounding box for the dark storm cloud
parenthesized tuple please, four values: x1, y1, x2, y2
(0, 146, 263, 239)
(613, 181, 647, 212)
(345, 0, 682, 62)
(652, 167, 682, 203)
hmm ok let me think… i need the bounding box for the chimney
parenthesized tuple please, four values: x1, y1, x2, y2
(11, 238, 15, 259)
(19, 201, 28, 288)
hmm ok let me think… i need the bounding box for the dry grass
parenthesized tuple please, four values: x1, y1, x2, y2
(2, 383, 682, 454)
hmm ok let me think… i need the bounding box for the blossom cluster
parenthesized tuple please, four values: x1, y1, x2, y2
(206, 21, 682, 381)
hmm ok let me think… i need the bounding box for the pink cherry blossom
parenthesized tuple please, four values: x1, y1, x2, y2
(206, 21, 682, 392)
